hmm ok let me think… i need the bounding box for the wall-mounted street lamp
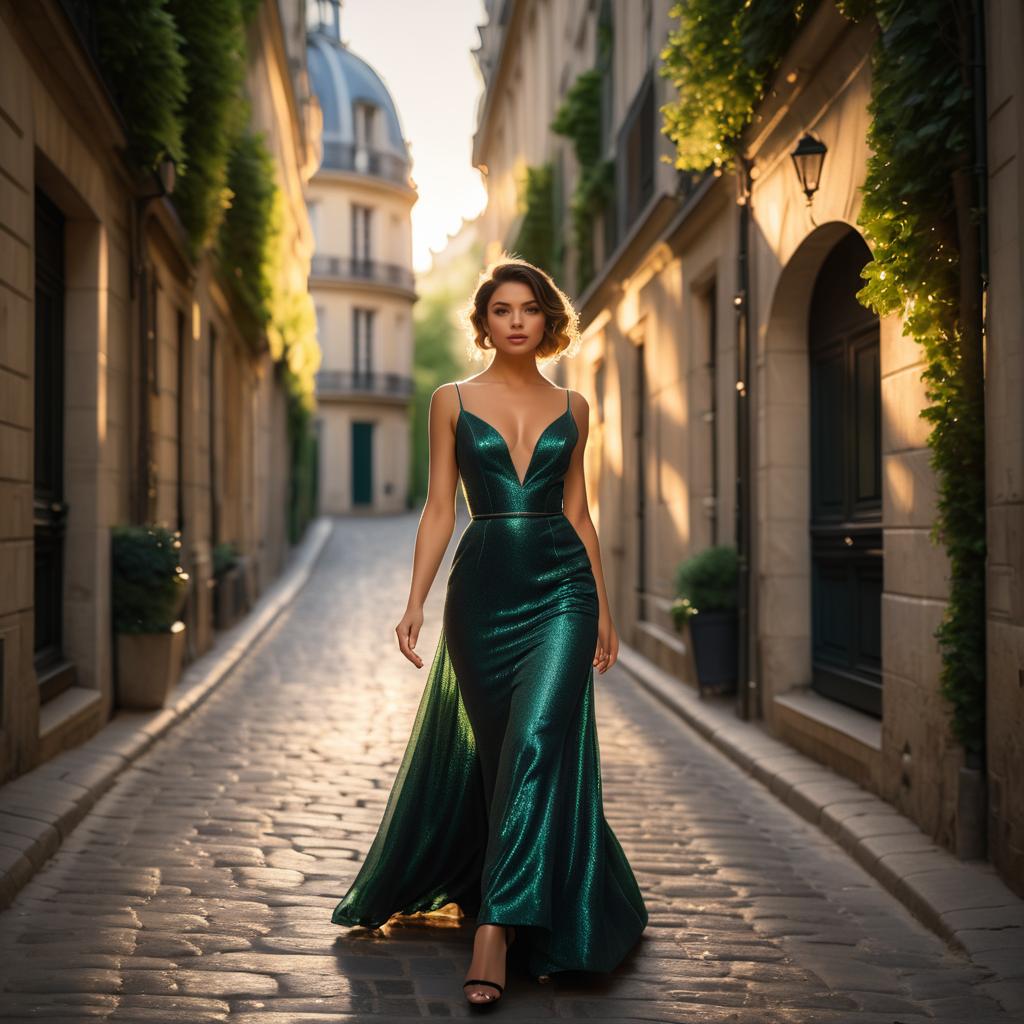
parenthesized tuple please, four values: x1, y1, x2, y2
(790, 133, 826, 222)
(139, 154, 177, 200)
(154, 154, 177, 197)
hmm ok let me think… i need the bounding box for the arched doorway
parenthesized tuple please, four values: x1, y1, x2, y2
(807, 231, 882, 715)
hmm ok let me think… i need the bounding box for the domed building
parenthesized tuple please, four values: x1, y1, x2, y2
(306, 0, 418, 514)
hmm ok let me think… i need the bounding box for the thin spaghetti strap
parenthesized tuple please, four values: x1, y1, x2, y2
(454, 381, 464, 410)
(565, 387, 571, 411)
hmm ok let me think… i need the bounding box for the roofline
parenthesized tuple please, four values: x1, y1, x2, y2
(471, 0, 523, 169)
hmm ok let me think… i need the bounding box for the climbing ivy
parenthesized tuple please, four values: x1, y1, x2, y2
(166, 0, 248, 253)
(839, 0, 985, 758)
(218, 129, 278, 334)
(660, 0, 811, 173)
(512, 162, 560, 279)
(659, 0, 986, 757)
(94, 0, 188, 175)
(91, 0, 321, 486)
(552, 69, 615, 291)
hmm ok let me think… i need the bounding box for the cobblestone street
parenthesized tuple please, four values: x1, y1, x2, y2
(0, 515, 1016, 1022)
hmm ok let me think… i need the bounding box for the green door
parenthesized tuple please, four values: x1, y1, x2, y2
(352, 421, 373, 506)
(809, 232, 882, 716)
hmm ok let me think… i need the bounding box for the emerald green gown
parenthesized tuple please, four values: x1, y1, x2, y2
(331, 382, 648, 979)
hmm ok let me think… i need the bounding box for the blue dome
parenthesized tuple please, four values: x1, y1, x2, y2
(307, 30, 409, 170)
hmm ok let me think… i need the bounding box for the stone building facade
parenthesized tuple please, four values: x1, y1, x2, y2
(469, 0, 1023, 894)
(306, 1, 417, 515)
(0, 0, 320, 782)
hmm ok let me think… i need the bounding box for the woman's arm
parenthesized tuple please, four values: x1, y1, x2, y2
(395, 382, 461, 668)
(562, 389, 619, 673)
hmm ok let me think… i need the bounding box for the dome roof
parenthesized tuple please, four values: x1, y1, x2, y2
(307, 27, 409, 172)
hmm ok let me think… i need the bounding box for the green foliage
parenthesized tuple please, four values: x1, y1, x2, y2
(411, 292, 472, 504)
(282, 364, 319, 543)
(239, 0, 263, 21)
(512, 162, 559, 279)
(217, 145, 321, 410)
(93, 0, 323, 540)
(659, 0, 986, 754)
(219, 129, 278, 329)
(552, 69, 602, 168)
(212, 540, 239, 579)
(671, 545, 739, 629)
(659, 0, 811, 172)
(843, 0, 985, 756)
(572, 157, 614, 290)
(552, 70, 616, 291)
(94, 0, 188, 173)
(111, 525, 191, 633)
(167, 0, 248, 252)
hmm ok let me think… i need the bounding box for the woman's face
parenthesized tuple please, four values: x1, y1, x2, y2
(484, 281, 546, 353)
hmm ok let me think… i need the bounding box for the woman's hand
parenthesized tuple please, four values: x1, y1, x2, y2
(594, 614, 619, 674)
(396, 605, 425, 668)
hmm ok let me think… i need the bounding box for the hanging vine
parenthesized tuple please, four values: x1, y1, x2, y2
(94, 0, 188, 175)
(839, 0, 985, 758)
(552, 69, 615, 291)
(165, 0, 248, 253)
(512, 162, 560, 279)
(659, 0, 986, 757)
(659, 0, 811, 173)
(218, 128, 278, 336)
(93, 0, 321, 520)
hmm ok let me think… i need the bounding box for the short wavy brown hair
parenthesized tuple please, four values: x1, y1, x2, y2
(458, 255, 581, 364)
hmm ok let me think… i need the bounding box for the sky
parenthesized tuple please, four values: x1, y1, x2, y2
(339, 0, 490, 273)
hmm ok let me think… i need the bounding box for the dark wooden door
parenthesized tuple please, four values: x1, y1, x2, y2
(33, 190, 71, 698)
(809, 231, 883, 716)
(351, 421, 373, 506)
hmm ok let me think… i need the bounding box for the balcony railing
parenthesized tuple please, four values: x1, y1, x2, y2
(321, 141, 411, 186)
(315, 370, 414, 401)
(311, 255, 415, 292)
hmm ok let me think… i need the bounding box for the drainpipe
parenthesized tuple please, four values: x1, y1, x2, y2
(734, 156, 755, 721)
(955, 0, 989, 860)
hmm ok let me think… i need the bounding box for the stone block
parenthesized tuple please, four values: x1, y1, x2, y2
(883, 447, 939, 528)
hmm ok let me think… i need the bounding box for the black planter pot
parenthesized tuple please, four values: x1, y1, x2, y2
(689, 609, 738, 696)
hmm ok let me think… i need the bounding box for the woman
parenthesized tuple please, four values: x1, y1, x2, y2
(331, 257, 647, 1006)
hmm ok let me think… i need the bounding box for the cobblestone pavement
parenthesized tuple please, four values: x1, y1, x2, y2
(0, 514, 1016, 1022)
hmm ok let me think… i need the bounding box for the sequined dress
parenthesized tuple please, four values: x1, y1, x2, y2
(331, 382, 648, 979)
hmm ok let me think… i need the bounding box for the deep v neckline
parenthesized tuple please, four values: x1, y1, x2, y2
(458, 390, 573, 488)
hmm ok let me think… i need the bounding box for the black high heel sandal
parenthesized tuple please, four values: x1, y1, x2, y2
(463, 926, 515, 1006)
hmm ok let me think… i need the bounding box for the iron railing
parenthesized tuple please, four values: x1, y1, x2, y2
(315, 370, 414, 400)
(321, 141, 410, 186)
(311, 255, 415, 291)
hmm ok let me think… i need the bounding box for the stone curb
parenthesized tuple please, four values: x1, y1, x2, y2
(0, 516, 335, 912)
(617, 644, 1024, 1016)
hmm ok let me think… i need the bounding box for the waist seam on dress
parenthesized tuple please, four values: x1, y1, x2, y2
(470, 511, 563, 519)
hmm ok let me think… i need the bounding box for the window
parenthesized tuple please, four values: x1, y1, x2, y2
(354, 101, 378, 149)
(308, 201, 321, 250)
(351, 203, 372, 267)
(352, 307, 375, 378)
(618, 69, 655, 235)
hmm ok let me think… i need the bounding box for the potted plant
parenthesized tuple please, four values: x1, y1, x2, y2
(670, 544, 739, 696)
(111, 524, 191, 709)
(212, 540, 243, 629)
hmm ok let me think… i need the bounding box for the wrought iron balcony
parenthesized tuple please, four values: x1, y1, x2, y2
(315, 370, 414, 401)
(320, 141, 411, 186)
(311, 255, 415, 292)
